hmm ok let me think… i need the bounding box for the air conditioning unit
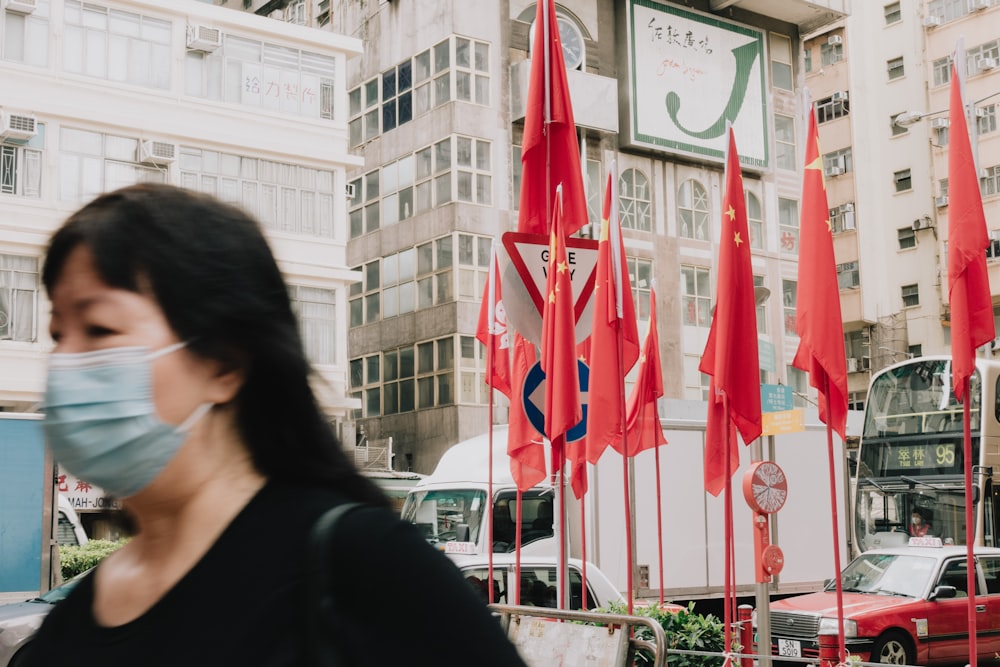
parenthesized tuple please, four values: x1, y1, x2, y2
(2, 0, 36, 14)
(978, 57, 998, 71)
(345, 182, 356, 199)
(974, 0, 990, 10)
(913, 217, 934, 231)
(827, 166, 845, 177)
(860, 357, 872, 371)
(186, 24, 222, 52)
(840, 202, 855, 213)
(976, 107, 989, 117)
(930, 117, 950, 129)
(137, 140, 177, 165)
(980, 168, 991, 179)
(923, 15, 942, 27)
(832, 91, 849, 102)
(935, 195, 949, 207)
(827, 35, 843, 45)
(0, 111, 37, 141)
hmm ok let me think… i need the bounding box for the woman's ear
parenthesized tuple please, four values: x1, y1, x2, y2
(206, 360, 245, 405)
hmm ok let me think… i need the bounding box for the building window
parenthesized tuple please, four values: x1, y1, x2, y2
(678, 179, 709, 240)
(681, 265, 711, 327)
(461, 335, 489, 406)
(967, 40, 1000, 76)
(381, 60, 413, 133)
(981, 165, 1000, 196)
(778, 198, 799, 254)
(381, 249, 416, 319)
(455, 136, 492, 205)
(782, 279, 797, 336)
(417, 336, 455, 408)
(893, 168, 912, 192)
(979, 105, 998, 136)
(349, 260, 380, 327)
(823, 148, 853, 177)
(830, 203, 856, 233)
(816, 95, 850, 123)
(179, 148, 335, 238)
(0, 138, 42, 198)
(59, 127, 167, 205)
(746, 191, 764, 250)
(382, 346, 416, 415)
(940, 178, 949, 199)
(457, 234, 491, 301)
(787, 365, 808, 406)
(845, 330, 868, 369)
(908, 344, 922, 359)
(933, 56, 952, 87)
(770, 34, 793, 91)
(381, 155, 415, 228)
(348, 79, 380, 147)
(348, 170, 379, 238)
(3, 0, 49, 66)
(934, 124, 950, 146)
(289, 285, 336, 364)
(901, 283, 920, 308)
(887, 56, 905, 80)
(628, 257, 653, 322)
(884, 2, 902, 24)
(898, 227, 916, 249)
(350, 354, 381, 418)
(585, 159, 602, 228)
(836, 261, 860, 289)
(63, 2, 170, 89)
(683, 355, 710, 401)
(619, 168, 652, 231)
(820, 40, 844, 66)
(774, 115, 796, 170)
(804, 47, 812, 73)
(0, 253, 37, 342)
(455, 37, 490, 105)
(417, 235, 454, 309)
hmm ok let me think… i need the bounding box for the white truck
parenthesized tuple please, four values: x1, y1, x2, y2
(401, 399, 864, 603)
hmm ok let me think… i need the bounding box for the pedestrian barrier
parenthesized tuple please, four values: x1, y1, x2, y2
(489, 603, 668, 667)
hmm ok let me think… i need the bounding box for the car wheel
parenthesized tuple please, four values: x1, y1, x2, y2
(870, 630, 913, 664)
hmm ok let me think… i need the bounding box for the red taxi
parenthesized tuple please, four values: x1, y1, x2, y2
(767, 538, 1000, 665)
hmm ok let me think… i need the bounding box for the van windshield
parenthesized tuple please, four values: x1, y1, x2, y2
(402, 489, 486, 545)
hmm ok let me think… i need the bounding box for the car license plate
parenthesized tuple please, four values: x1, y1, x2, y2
(777, 639, 801, 657)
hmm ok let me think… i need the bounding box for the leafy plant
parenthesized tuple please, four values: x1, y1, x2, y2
(597, 601, 727, 666)
(59, 539, 128, 579)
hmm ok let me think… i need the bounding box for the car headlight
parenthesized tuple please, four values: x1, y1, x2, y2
(819, 617, 858, 638)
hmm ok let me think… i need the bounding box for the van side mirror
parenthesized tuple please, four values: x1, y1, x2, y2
(930, 585, 957, 600)
(456, 523, 471, 542)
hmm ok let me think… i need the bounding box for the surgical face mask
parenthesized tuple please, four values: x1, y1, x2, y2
(41, 342, 212, 499)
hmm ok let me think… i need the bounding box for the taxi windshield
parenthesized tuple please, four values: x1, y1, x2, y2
(401, 489, 486, 545)
(831, 552, 936, 598)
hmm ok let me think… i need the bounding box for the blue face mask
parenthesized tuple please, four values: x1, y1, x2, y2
(41, 343, 212, 499)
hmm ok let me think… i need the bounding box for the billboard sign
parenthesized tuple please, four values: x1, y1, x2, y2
(624, 0, 768, 168)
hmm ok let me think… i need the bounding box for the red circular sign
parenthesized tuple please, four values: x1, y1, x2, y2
(742, 461, 788, 514)
(762, 544, 785, 575)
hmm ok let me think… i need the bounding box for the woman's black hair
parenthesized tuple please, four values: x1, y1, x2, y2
(43, 183, 388, 507)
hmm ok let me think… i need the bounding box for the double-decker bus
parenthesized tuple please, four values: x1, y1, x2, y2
(853, 355, 1000, 557)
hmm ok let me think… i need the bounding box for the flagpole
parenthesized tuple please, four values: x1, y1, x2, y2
(654, 444, 665, 605)
(554, 434, 568, 610)
(515, 488, 523, 605)
(619, 331, 636, 613)
(542, 0, 552, 233)
(823, 376, 846, 663)
(723, 393, 733, 658)
(580, 495, 588, 610)
(487, 381, 495, 603)
(963, 377, 978, 666)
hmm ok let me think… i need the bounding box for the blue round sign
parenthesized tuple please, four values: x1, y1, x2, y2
(522, 360, 589, 442)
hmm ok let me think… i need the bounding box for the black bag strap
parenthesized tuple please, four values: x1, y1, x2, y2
(305, 501, 364, 666)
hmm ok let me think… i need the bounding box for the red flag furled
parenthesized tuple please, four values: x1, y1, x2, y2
(508, 333, 546, 491)
(699, 128, 762, 496)
(585, 167, 641, 464)
(517, 0, 587, 237)
(792, 107, 848, 439)
(625, 289, 668, 456)
(541, 188, 582, 488)
(947, 56, 995, 402)
(476, 243, 512, 398)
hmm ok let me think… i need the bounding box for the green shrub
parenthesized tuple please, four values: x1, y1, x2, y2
(597, 601, 727, 666)
(60, 539, 128, 579)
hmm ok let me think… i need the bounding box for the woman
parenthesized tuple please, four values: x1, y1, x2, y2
(25, 184, 527, 666)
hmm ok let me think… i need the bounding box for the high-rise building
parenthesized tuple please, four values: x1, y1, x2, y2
(0, 0, 360, 439)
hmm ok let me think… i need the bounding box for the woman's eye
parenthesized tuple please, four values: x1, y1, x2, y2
(86, 325, 116, 337)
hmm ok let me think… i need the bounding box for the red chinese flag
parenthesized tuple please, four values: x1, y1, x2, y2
(699, 128, 762, 497)
(517, 0, 587, 237)
(508, 333, 546, 491)
(541, 188, 582, 444)
(625, 289, 668, 456)
(792, 107, 848, 439)
(947, 58, 995, 402)
(586, 169, 641, 464)
(476, 244, 512, 398)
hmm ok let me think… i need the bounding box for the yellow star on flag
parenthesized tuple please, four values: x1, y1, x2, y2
(733, 231, 743, 247)
(726, 205, 736, 220)
(557, 260, 568, 274)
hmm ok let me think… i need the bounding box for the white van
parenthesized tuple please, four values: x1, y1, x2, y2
(56, 495, 88, 547)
